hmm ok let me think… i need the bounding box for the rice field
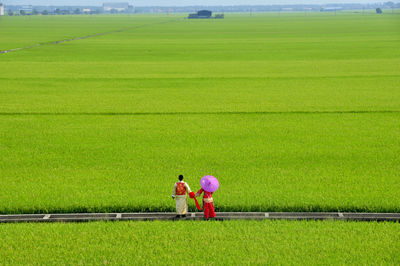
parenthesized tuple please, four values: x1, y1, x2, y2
(1, 11, 400, 265)
(1, 13, 399, 214)
(1, 113, 399, 214)
(1, 220, 400, 264)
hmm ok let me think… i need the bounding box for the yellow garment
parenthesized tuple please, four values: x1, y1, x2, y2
(175, 195, 188, 214)
(172, 181, 192, 214)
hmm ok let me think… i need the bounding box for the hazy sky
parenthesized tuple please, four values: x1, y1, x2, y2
(3, 0, 386, 6)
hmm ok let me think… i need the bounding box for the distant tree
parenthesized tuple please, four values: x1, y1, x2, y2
(110, 8, 118, 14)
(74, 8, 81, 14)
(32, 9, 39, 15)
(42, 10, 48, 15)
(55, 8, 61, 15)
(7, 9, 13, 16)
(376, 7, 383, 13)
(20, 10, 26, 15)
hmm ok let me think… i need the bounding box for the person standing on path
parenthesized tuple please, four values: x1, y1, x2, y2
(171, 175, 192, 218)
(195, 188, 216, 219)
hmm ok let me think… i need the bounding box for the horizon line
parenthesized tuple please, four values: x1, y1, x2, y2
(2, 2, 388, 7)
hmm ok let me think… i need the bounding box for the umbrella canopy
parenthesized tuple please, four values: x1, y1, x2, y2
(200, 175, 219, 192)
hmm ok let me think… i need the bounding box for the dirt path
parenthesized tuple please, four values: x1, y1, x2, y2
(1, 212, 399, 223)
(0, 18, 180, 55)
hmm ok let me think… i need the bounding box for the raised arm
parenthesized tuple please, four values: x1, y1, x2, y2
(195, 188, 204, 197)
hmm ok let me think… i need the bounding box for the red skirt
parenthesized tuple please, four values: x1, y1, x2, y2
(203, 202, 216, 219)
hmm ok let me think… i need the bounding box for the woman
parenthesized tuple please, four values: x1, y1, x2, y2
(195, 188, 216, 219)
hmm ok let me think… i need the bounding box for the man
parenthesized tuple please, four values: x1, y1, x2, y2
(172, 175, 192, 218)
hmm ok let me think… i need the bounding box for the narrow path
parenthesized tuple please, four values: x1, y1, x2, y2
(0, 18, 180, 55)
(0, 110, 399, 116)
(1, 212, 399, 223)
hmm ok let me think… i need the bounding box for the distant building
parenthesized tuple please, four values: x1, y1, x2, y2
(197, 10, 212, 17)
(188, 10, 221, 19)
(82, 8, 91, 13)
(103, 2, 129, 12)
(0, 3, 4, 16)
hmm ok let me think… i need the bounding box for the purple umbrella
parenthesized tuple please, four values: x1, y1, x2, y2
(200, 175, 219, 193)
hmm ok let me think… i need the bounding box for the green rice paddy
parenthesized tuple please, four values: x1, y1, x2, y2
(0, 13, 399, 214)
(1, 113, 400, 213)
(1, 220, 400, 264)
(1, 11, 399, 265)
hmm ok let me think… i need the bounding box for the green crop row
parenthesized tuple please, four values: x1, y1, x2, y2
(0, 76, 399, 113)
(1, 113, 399, 214)
(0, 13, 399, 214)
(1, 220, 399, 265)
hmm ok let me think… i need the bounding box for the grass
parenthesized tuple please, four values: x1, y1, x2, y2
(1, 220, 399, 265)
(0, 15, 161, 51)
(1, 113, 399, 214)
(0, 76, 399, 113)
(0, 13, 399, 213)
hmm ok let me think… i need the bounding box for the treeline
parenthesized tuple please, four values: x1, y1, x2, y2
(5, 1, 400, 16)
(7, 8, 103, 16)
